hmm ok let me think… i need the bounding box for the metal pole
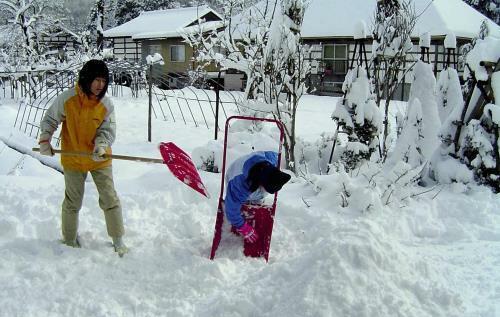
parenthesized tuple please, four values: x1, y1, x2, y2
(148, 64, 153, 142)
(214, 71, 221, 140)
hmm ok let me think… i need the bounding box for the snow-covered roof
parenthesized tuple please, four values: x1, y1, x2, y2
(103, 6, 222, 40)
(301, 0, 500, 39)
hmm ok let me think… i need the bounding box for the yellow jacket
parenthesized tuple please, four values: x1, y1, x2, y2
(40, 86, 116, 172)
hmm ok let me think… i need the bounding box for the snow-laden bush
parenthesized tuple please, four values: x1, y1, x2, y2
(436, 68, 464, 123)
(440, 35, 500, 191)
(294, 134, 335, 176)
(310, 161, 429, 212)
(332, 66, 382, 171)
(387, 98, 424, 167)
(430, 69, 469, 185)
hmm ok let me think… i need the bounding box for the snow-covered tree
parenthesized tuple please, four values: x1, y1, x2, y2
(0, 0, 66, 64)
(113, 0, 178, 26)
(260, 0, 309, 172)
(183, 0, 277, 99)
(184, 0, 309, 173)
(332, 66, 382, 171)
(370, 0, 417, 158)
(431, 32, 499, 191)
(86, 0, 105, 52)
(464, 0, 500, 25)
(460, 111, 499, 191)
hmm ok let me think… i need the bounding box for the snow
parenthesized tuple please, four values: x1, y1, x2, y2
(465, 35, 500, 81)
(354, 20, 368, 40)
(389, 97, 424, 167)
(1, 86, 500, 317)
(419, 32, 431, 48)
(484, 103, 500, 125)
(436, 67, 464, 123)
(444, 33, 457, 49)
(146, 53, 164, 65)
(300, 0, 500, 39)
(408, 61, 441, 161)
(103, 6, 222, 39)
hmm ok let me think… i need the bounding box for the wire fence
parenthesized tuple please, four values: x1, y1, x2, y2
(5, 60, 245, 141)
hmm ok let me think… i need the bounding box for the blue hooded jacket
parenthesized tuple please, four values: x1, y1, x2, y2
(224, 151, 278, 228)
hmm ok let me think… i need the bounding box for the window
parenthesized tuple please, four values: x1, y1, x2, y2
(323, 44, 348, 75)
(170, 45, 185, 62)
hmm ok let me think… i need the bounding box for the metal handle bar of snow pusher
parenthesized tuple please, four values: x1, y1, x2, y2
(218, 116, 285, 207)
(32, 148, 165, 164)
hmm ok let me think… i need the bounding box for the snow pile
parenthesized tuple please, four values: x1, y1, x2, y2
(464, 35, 500, 81)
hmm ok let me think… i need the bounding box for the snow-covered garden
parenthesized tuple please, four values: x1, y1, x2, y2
(1, 85, 499, 317)
(1, 0, 500, 316)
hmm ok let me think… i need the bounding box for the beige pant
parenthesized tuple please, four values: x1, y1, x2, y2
(62, 166, 124, 241)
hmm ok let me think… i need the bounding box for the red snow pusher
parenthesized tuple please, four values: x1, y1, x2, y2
(33, 142, 209, 198)
(209, 116, 285, 262)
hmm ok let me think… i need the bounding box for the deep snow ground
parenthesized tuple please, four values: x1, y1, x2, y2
(0, 89, 499, 317)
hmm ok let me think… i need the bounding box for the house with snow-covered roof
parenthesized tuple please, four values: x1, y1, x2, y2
(300, 0, 500, 97)
(103, 5, 223, 87)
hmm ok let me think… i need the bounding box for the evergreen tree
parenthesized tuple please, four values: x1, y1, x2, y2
(87, 0, 105, 51)
(141, 0, 177, 11)
(464, 0, 499, 25)
(114, 0, 143, 26)
(0, 0, 66, 64)
(114, 0, 179, 26)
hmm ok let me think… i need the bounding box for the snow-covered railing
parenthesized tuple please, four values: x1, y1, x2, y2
(138, 64, 243, 131)
(9, 60, 244, 141)
(12, 65, 81, 138)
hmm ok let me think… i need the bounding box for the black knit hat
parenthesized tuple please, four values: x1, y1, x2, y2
(259, 164, 291, 194)
(78, 59, 109, 99)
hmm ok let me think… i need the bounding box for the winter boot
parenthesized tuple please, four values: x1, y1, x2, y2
(62, 236, 81, 248)
(112, 236, 129, 257)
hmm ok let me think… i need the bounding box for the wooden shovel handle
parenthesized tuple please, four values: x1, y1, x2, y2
(32, 147, 165, 164)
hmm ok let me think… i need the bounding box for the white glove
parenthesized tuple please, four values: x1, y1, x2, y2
(39, 139, 54, 156)
(92, 143, 107, 161)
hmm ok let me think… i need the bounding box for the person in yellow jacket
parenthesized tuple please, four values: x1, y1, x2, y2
(38, 59, 128, 257)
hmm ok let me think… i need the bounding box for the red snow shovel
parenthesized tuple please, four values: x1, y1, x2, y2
(159, 142, 209, 198)
(33, 142, 209, 198)
(209, 116, 285, 262)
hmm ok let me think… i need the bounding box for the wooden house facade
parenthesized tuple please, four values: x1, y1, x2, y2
(103, 6, 223, 88)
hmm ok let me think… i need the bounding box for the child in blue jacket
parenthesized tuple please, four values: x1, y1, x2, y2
(224, 151, 291, 243)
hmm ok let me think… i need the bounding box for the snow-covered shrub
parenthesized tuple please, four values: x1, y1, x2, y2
(431, 34, 500, 191)
(436, 68, 464, 123)
(370, 0, 417, 157)
(460, 109, 499, 191)
(332, 66, 382, 171)
(429, 66, 466, 185)
(459, 35, 500, 191)
(192, 140, 223, 173)
(311, 161, 427, 212)
(387, 98, 424, 167)
(408, 61, 441, 161)
(294, 134, 335, 176)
